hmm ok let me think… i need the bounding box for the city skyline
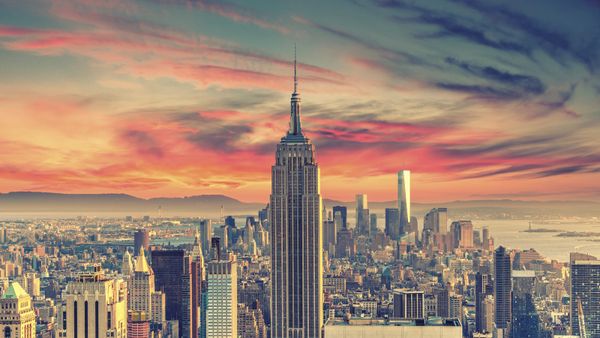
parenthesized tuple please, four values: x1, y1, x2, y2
(1, 1, 600, 203)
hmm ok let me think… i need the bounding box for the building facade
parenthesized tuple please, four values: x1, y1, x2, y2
(0, 282, 36, 338)
(129, 249, 154, 320)
(570, 259, 600, 337)
(494, 246, 512, 330)
(269, 56, 323, 338)
(206, 256, 238, 338)
(393, 290, 424, 320)
(151, 249, 188, 335)
(58, 267, 128, 338)
(397, 170, 411, 233)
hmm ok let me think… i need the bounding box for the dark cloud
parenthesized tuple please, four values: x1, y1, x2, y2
(445, 57, 545, 95)
(435, 82, 522, 100)
(296, 17, 436, 68)
(437, 134, 564, 158)
(407, 13, 530, 54)
(121, 130, 164, 158)
(461, 164, 543, 179)
(451, 0, 600, 72)
(535, 84, 578, 117)
(373, 0, 530, 54)
(186, 124, 253, 152)
(533, 165, 589, 177)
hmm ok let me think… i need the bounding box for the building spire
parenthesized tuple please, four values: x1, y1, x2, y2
(288, 44, 303, 137)
(294, 43, 298, 94)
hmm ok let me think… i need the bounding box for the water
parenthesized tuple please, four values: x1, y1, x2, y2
(469, 219, 600, 262)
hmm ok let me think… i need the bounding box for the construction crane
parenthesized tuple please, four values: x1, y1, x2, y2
(577, 297, 588, 338)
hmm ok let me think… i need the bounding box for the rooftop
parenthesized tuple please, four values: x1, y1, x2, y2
(326, 317, 461, 327)
(1, 282, 29, 299)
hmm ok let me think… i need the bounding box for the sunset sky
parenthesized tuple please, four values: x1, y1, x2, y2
(1, 0, 599, 202)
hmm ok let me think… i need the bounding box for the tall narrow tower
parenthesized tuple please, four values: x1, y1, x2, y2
(397, 170, 411, 235)
(270, 49, 323, 338)
(494, 246, 512, 333)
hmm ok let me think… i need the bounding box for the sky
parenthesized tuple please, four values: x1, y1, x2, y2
(0, 0, 599, 203)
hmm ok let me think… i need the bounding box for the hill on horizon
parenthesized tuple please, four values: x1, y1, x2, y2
(0, 191, 598, 218)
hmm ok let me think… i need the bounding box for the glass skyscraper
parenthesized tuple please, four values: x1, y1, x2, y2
(397, 170, 411, 233)
(570, 259, 600, 337)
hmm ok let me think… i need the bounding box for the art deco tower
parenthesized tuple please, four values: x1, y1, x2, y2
(270, 51, 323, 338)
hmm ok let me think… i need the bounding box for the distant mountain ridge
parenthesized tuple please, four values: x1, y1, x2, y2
(0, 191, 264, 214)
(0, 191, 598, 218)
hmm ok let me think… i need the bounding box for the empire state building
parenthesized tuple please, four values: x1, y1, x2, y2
(270, 54, 323, 338)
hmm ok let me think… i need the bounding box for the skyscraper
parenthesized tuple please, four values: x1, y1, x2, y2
(475, 272, 493, 333)
(450, 220, 474, 250)
(133, 229, 149, 256)
(129, 249, 154, 320)
(206, 254, 238, 338)
(59, 267, 128, 338)
(511, 270, 539, 338)
(0, 282, 36, 338)
(385, 208, 400, 240)
(369, 213, 378, 234)
(424, 208, 447, 234)
(393, 289, 424, 320)
(151, 249, 188, 336)
(332, 206, 347, 230)
(570, 258, 600, 337)
(190, 228, 205, 338)
(355, 194, 369, 235)
(199, 219, 212, 256)
(494, 246, 512, 332)
(270, 52, 323, 338)
(397, 170, 411, 232)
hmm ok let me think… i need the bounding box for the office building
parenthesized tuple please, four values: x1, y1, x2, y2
(570, 258, 600, 337)
(238, 303, 267, 338)
(206, 255, 238, 338)
(481, 295, 495, 334)
(423, 208, 447, 234)
(369, 213, 378, 234)
(332, 206, 347, 230)
(335, 228, 355, 258)
(133, 229, 149, 256)
(269, 55, 323, 338)
(323, 220, 336, 255)
(494, 246, 512, 330)
(434, 286, 450, 318)
(151, 250, 188, 336)
(393, 290, 425, 320)
(122, 250, 133, 277)
(475, 272, 493, 332)
(199, 220, 212, 256)
(59, 267, 127, 338)
(385, 208, 400, 240)
(151, 291, 165, 324)
(449, 295, 463, 319)
(356, 194, 369, 235)
(397, 170, 411, 232)
(0, 282, 36, 338)
(129, 249, 154, 320)
(190, 228, 205, 338)
(450, 220, 474, 250)
(512, 270, 539, 338)
(127, 311, 150, 338)
(24, 272, 40, 298)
